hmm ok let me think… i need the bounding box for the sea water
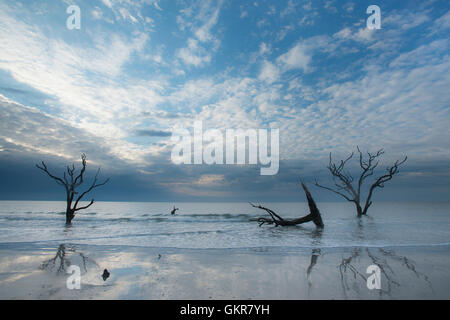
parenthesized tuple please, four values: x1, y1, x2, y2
(0, 201, 449, 249)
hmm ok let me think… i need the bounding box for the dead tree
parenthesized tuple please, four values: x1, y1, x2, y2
(36, 154, 109, 225)
(315, 147, 407, 217)
(250, 183, 324, 228)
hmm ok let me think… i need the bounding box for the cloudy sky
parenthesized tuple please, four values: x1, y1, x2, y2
(0, 0, 449, 202)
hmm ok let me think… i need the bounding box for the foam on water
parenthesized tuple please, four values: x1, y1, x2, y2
(0, 201, 449, 249)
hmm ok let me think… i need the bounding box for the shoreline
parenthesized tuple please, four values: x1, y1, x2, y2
(2, 241, 450, 251)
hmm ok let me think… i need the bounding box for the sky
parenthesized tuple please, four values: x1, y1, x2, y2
(0, 0, 449, 202)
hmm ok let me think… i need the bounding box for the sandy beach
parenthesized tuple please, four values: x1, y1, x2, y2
(1, 243, 449, 300)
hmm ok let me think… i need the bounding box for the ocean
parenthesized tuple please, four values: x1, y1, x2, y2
(1, 201, 450, 299)
(1, 201, 449, 249)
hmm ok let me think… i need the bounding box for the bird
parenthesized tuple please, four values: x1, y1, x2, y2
(102, 269, 110, 281)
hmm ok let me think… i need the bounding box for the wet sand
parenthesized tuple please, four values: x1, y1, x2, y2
(0, 243, 449, 299)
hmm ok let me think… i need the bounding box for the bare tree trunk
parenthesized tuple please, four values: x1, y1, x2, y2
(65, 196, 73, 225)
(66, 207, 75, 225)
(355, 203, 363, 217)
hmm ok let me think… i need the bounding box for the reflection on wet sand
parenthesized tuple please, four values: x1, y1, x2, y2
(36, 223, 439, 299)
(304, 219, 435, 299)
(0, 241, 446, 299)
(306, 227, 323, 297)
(40, 244, 98, 275)
(338, 247, 434, 299)
(304, 243, 435, 299)
(307, 248, 321, 296)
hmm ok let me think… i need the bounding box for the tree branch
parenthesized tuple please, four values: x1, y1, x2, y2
(36, 161, 68, 190)
(314, 179, 354, 202)
(74, 167, 109, 210)
(73, 153, 86, 187)
(74, 199, 94, 211)
(363, 156, 407, 214)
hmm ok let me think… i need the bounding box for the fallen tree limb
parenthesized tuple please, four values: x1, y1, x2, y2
(250, 182, 324, 228)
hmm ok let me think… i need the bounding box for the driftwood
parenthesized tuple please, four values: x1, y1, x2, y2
(250, 183, 324, 228)
(171, 206, 179, 215)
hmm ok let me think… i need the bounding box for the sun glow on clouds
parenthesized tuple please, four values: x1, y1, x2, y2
(195, 174, 226, 186)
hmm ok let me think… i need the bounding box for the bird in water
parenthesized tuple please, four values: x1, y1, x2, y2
(102, 269, 110, 281)
(171, 206, 179, 215)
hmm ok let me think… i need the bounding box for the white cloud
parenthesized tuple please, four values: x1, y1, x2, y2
(154, 2, 162, 11)
(334, 27, 375, 43)
(324, 0, 337, 13)
(277, 43, 311, 72)
(99, 0, 161, 26)
(280, 0, 297, 18)
(279, 54, 450, 161)
(194, 3, 221, 43)
(389, 39, 449, 68)
(239, 5, 248, 18)
(384, 11, 430, 30)
(92, 7, 103, 19)
(276, 25, 294, 41)
(176, 0, 223, 68)
(102, 0, 113, 9)
(195, 174, 227, 186)
(430, 10, 450, 35)
(0, 94, 145, 166)
(259, 42, 271, 55)
(0, 5, 172, 164)
(343, 2, 355, 13)
(298, 13, 317, 26)
(118, 7, 138, 23)
(258, 60, 279, 84)
(176, 38, 212, 67)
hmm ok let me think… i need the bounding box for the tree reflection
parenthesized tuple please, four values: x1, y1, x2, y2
(40, 244, 98, 274)
(338, 247, 433, 299)
(305, 219, 434, 299)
